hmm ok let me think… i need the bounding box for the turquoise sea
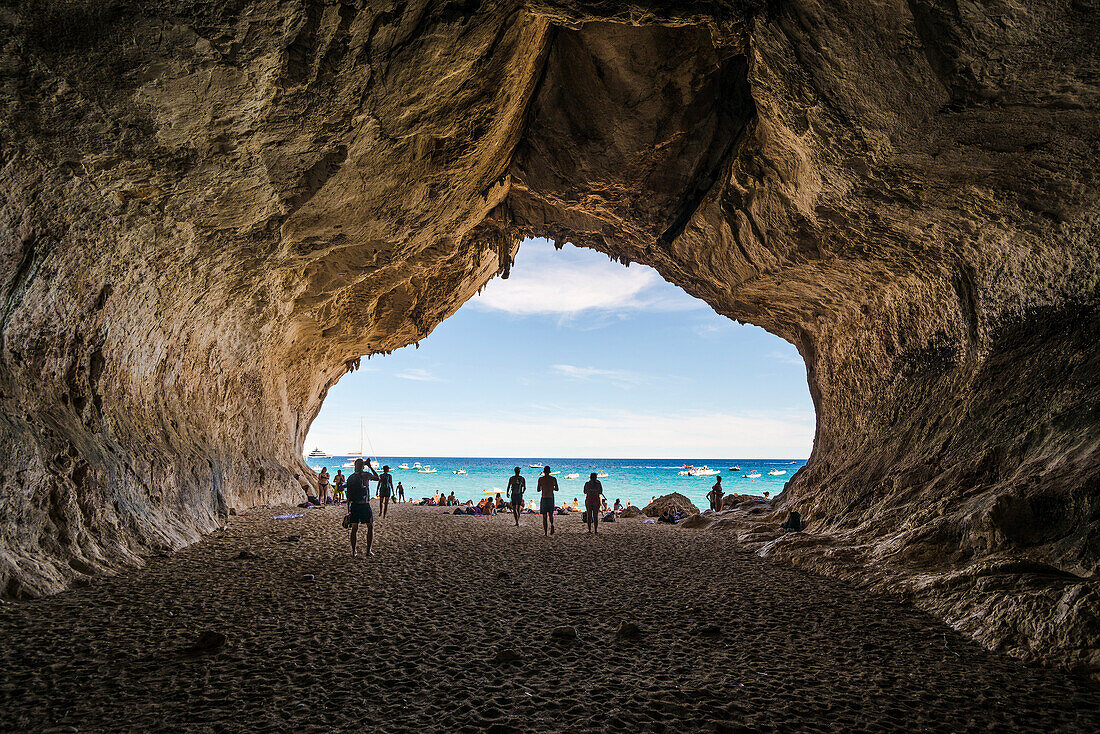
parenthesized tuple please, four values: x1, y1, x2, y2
(303, 456, 805, 509)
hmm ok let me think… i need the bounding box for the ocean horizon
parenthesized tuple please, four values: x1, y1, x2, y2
(304, 455, 805, 508)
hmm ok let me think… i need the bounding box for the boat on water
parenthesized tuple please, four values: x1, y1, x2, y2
(398, 463, 409, 469)
(529, 463, 543, 468)
(564, 473, 580, 480)
(743, 471, 762, 479)
(549, 471, 560, 476)
(768, 469, 787, 476)
(341, 461, 357, 468)
(453, 469, 467, 475)
(678, 465, 719, 477)
(729, 465, 741, 471)
(418, 466, 437, 474)
(307, 447, 331, 459)
(413, 462, 422, 468)
(596, 472, 608, 478)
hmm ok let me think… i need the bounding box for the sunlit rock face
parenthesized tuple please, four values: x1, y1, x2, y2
(0, 1, 1096, 675)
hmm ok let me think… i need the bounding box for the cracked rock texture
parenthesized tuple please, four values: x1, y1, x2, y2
(0, 1, 1097, 677)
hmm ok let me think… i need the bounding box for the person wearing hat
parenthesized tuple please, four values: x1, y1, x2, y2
(376, 464, 395, 519)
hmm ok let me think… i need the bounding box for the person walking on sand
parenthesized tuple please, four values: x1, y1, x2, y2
(376, 465, 395, 519)
(707, 476, 724, 512)
(397, 481, 405, 503)
(345, 458, 379, 557)
(506, 467, 526, 527)
(538, 466, 559, 536)
(583, 473, 605, 534)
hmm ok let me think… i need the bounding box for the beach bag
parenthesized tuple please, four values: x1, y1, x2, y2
(581, 511, 588, 523)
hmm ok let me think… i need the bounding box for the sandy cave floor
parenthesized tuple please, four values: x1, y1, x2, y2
(1, 504, 1099, 733)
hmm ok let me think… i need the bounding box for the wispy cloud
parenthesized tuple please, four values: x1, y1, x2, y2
(768, 350, 804, 367)
(471, 239, 705, 316)
(395, 368, 444, 382)
(551, 364, 647, 388)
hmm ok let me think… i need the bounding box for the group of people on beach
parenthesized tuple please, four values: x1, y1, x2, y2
(332, 461, 622, 556)
(316, 460, 802, 557)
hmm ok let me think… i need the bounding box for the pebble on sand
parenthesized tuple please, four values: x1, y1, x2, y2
(550, 625, 577, 640)
(180, 630, 227, 656)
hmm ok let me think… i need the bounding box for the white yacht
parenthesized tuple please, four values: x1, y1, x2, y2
(743, 471, 762, 479)
(678, 465, 719, 477)
(413, 462, 422, 469)
(307, 447, 331, 459)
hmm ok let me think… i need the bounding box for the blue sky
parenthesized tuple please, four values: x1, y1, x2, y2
(306, 238, 815, 458)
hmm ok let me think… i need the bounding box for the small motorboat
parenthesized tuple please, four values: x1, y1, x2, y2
(453, 469, 467, 475)
(729, 465, 740, 471)
(529, 463, 543, 468)
(398, 463, 409, 469)
(768, 469, 787, 476)
(413, 462, 422, 468)
(743, 472, 762, 479)
(564, 473, 580, 480)
(596, 472, 609, 478)
(418, 466, 437, 474)
(550, 471, 560, 476)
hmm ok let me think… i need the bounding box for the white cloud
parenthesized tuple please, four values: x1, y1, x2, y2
(306, 407, 814, 459)
(395, 368, 444, 382)
(551, 364, 646, 388)
(470, 239, 704, 315)
(768, 350, 804, 367)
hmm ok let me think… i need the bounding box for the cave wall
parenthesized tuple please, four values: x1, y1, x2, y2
(0, 0, 1097, 674)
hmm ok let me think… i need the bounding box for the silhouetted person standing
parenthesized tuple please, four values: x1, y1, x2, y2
(397, 481, 405, 503)
(377, 465, 394, 519)
(538, 466, 558, 536)
(707, 476, 724, 511)
(345, 458, 379, 557)
(583, 473, 605, 534)
(506, 467, 526, 527)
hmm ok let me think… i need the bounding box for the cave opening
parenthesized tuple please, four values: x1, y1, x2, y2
(303, 237, 815, 511)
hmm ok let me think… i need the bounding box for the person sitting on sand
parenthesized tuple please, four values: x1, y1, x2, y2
(448, 491, 456, 507)
(345, 458, 380, 557)
(706, 476, 724, 512)
(763, 491, 770, 500)
(571, 497, 580, 512)
(601, 497, 608, 512)
(317, 467, 330, 504)
(538, 466, 559, 536)
(583, 473, 605, 534)
(432, 490, 441, 505)
(613, 498, 623, 513)
(397, 481, 405, 503)
(376, 465, 394, 519)
(506, 467, 526, 527)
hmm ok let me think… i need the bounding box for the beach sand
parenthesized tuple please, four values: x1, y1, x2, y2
(2, 503, 1098, 733)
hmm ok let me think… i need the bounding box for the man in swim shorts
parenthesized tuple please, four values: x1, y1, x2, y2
(345, 458, 380, 557)
(397, 481, 405, 503)
(538, 466, 558, 536)
(506, 467, 526, 527)
(583, 473, 605, 534)
(377, 465, 394, 519)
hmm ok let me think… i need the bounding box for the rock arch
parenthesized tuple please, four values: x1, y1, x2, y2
(0, 1, 1096, 675)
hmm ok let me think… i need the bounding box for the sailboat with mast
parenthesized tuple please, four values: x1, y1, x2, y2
(342, 418, 366, 468)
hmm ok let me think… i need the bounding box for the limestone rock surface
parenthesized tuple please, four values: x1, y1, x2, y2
(644, 493, 701, 518)
(0, 0, 1097, 677)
